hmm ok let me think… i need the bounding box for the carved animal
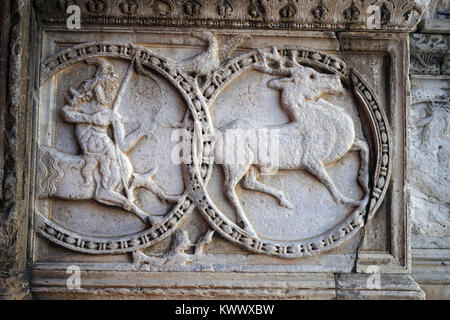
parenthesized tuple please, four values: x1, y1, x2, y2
(132, 229, 215, 268)
(220, 55, 369, 235)
(181, 31, 249, 78)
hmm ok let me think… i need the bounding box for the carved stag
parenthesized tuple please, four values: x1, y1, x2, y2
(220, 48, 370, 235)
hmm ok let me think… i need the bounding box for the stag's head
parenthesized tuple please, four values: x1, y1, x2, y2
(268, 65, 343, 102)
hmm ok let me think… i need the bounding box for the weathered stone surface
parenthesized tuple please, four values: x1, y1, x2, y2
(410, 34, 448, 74)
(0, 0, 31, 300)
(34, 0, 430, 32)
(410, 75, 449, 249)
(408, 0, 449, 299)
(417, 0, 449, 33)
(1, 0, 447, 300)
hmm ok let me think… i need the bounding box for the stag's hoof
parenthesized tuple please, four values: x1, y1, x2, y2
(160, 193, 183, 204)
(278, 194, 295, 209)
(147, 215, 165, 227)
(338, 197, 361, 207)
(241, 223, 257, 237)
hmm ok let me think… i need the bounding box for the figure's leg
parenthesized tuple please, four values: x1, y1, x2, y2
(94, 186, 151, 224)
(351, 139, 370, 195)
(81, 156, 97, 186)
(223, 162, 257, 236)
(242, 167, 295, 209)
(94, 160, 154, 225)
(129, 171, 181, 203)
(304, 160, 361, 207)
(105, 158, 122, 191)
(98, 158, 112, 189)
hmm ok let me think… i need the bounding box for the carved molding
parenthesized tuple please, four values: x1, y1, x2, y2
(35, 35, 392, 259)
(410, 33, 449, 74)
(34, 0, 429, 31)
(0, 0, 32, 300)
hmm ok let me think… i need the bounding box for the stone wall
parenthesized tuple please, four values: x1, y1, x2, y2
(409, 0, 450, 300)
(0, 0, 448, 300)
(0, 0, 32, 299)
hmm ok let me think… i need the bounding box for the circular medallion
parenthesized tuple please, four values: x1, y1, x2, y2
(35, 41, 214, 254)
(185, 46, 392, 258)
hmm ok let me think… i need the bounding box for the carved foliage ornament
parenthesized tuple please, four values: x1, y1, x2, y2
(36, 0, 427, 31)
(36, 38, 391, 258)
(410, 34, 449, 75)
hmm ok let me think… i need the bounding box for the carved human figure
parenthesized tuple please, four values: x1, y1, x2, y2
(59, 58, 179, 225)
(219, 48, 370, 235)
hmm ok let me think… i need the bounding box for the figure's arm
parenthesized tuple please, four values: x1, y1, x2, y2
(61, 104, 94, 124)
(114, 121, 147, 152)
(61, 104, 119, 126)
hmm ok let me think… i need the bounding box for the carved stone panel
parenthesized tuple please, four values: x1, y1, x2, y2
(28, 25, 417, 297)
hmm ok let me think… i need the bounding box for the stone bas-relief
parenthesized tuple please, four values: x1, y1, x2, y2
(215, 48, 369, 236)
(35, 32, 392, 263)
(133, 229, 215, 271)
(36, 41, 215, 254)
(410, 78, 450, 248)
(40, 57, 181, 226)
(36, 0, 428, 31)
(0, 0, 436, 301)
(186, 42, 391, 258)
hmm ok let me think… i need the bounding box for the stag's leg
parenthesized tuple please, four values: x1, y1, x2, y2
(304, 160, 361, 207)
(223, 163, 257, 236)
(351, 139, 370, 195)
(129, 171, 181, 203)
(242, 166, 295, 209)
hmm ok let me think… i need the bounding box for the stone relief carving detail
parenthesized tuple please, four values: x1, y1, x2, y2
(85, 0, 107, 14)
(343, 2, 361, 22)
(152, 0, 172, 16)
(410, 84, 450, 248)
(410, 34, 449, 75)
(132, 229, 215, 270)
(37, 41, 214, 254)
(56, 0, 78, 11)
(36, 35, 392, 259)
(181, 30, 249, 82)
(217, 47, 369, 235)
(184, 41, 392, 258)
(35, 0, 428, 31)
(41, 57, 181, 225)
(118, 0, 139, 16)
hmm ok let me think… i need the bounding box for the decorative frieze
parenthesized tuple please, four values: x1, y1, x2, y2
(34, 0, 428, 31)
(410, 33, 449, 74)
